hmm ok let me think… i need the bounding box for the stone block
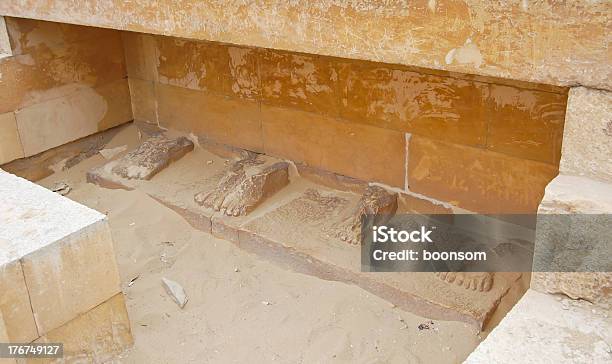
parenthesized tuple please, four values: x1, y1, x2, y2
(465, 289, 611, 363)
(397, 191, 454, 215)
(559, 87, 612, 183)
(0, 112, 23, 164)
(32, 294, 133, 363)
(407, 136, 558, 213)
(262, 104, 405, 188)
(128, 78, 157, 123)
(0, 170, 122, 335)
(260, 49, 338, 115)
(339, 62, 489, 147)
(157, 36, 259, 100)
(531, 273, 612, 310)
(157, 83, 263, 152)
(532, 174, 612, 307)
(486, 84, 566, 165)
(0, 30, 126, 114)
(122, 32, 157, 81)
(0, 260, 38, 343)
(20, 220, 122, 335)
(5, 17, 119, 56)
(538, 174, 612, 215)
(157, 36, 228, 93)
(15, 79, 132, 157)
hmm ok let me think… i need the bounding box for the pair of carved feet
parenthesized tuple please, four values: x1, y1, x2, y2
(194, 154, 289, 217)
(334, 185, 494, 292)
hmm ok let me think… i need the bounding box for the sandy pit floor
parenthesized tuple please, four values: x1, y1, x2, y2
(35, 129, 483, 363)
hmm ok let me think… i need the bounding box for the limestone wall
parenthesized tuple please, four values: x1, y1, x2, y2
(0, 1, 609, 91)
(532, 87, 612, 308)
(0, 17, 132, 165)
(125, 32, 566, 213)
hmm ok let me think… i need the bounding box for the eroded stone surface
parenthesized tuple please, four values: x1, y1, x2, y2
(112, 135, 193, 180)
(436, 272, 494, 293)
(89, 135, 194, 185)
(194, 154, 289, 217)
(533, 174, 612, 307)
(407, 135, 558, 213)
(333, 185, 398, 245)
(465, 289, 611, 363)
(241, 187, 515, 329)
(559, 87, 612, 184)
(33, 294, 133, 362)
(0, 2, 608, 90)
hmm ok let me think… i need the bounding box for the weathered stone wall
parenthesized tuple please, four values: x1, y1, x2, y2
(125, 32, 566, 213)
(0, 17, 132, 165)
(0, 1, 609, 91)
(532, 87, 612, 308)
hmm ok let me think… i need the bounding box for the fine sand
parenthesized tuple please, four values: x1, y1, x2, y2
(36, 127, 483, 363)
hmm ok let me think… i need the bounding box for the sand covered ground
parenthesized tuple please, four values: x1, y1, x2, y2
(36, 126, 483, 363)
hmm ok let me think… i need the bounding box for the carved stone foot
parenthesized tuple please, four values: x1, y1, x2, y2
(194, 156, 289, 216)
(111, 135, 194, 180)
(337, 185, 398, 245)
(435, 272, 494, 292)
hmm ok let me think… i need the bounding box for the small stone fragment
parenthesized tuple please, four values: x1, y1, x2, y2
(51, 182, 71, 196)
(162, 277, 188, 308)
(128, 275, 139, 287)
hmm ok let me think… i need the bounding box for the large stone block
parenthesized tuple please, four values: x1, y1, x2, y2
(21, 219, 122, 334)
(5, 17, 119, 56)
(260, 49, 338, 115)
(0, 170, 122, 335)
(157, 83, 263, 152)
(559, 87, 612, 184)
(407, 135, 558, 213)
(33, 294, 133, 363)
(0, 29, 127, 114)
(0, 112, 23, 164)
(0, 260, 38, 343)
(0, 2, 608, 91)
(486, 84, 566, 165)
(338, 61, 489, 147)
(532, 174, 612, 308)
(15, 79, 132, 157)
(465, 289, 611, 363)
(157, 36, 259, 100)
(262, 104, 405, 188)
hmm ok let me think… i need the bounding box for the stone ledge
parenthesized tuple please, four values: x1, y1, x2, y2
(465, 289, 611, 363)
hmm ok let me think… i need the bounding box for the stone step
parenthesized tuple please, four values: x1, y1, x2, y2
(86, 132, 522, 330)
(464, 289, 611, 363)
